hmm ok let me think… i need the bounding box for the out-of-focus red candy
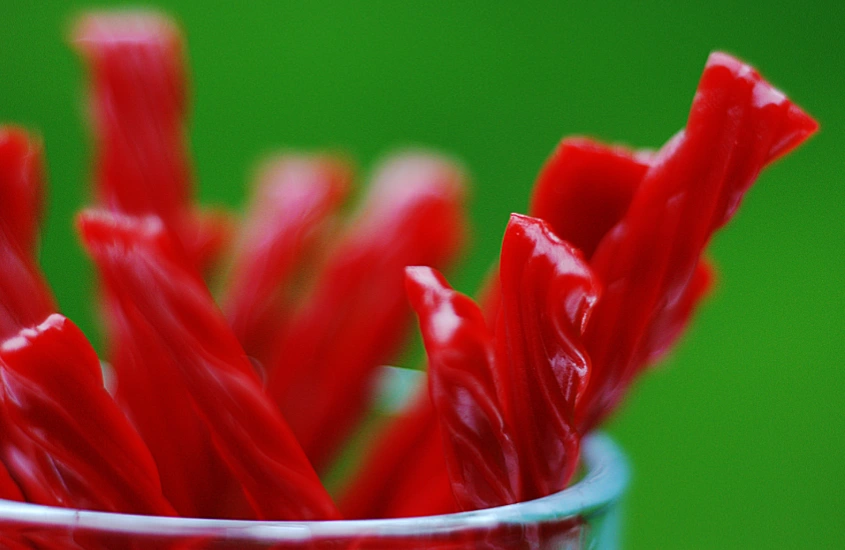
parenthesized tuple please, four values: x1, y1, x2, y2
(222, 155, 351, 367)
(266, 153, 467, 472)
(0, 128, 44, 256)
(73, 12, 230, 273)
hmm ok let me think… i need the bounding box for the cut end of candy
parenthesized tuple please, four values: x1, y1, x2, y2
(255, 155, 353, 205)
(367, 152, 468, 214)
(766, 102, 819, 163)
(704, 51, 818, 163)
(72, 10, 181, 53)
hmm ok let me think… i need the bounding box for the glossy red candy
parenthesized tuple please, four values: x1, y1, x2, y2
(577, 52, 818, 432)
(0, 315, 175, 516)
(79, 211, 339, 520)
(0, 21, 821, 539)
(406, 266, 520, 510)
(266, 153, 467, 471)
(495, 214, 599, 499)
(347, 52, 816, 517)
(409, 214, 599, 510)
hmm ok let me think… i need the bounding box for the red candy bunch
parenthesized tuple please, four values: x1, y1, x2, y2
(0, 9, 816, 534)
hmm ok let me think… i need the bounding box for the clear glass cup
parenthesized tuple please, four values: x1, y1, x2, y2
(0, 434, 627, 549)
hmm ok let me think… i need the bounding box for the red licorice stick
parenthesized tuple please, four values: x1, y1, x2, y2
(405, 266, 520, 510)
(409, 214, 599, 508)
(496, 214, 599, 499)
(0, 314, 176, 516)
(0, 128, 44, 256)
(79, 211, 339, 520)
(266, 153, 467, 471)
(222, 156, 351, 366)
(577, 52, 818, 432)
(73, 12, 229, 272)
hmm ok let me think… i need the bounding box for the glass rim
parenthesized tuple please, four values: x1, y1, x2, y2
(0, 433, 628, 542)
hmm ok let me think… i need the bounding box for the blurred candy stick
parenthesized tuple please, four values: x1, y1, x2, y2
(71, 12, 237, 518)
(73, 11, 231, 273)
(577, 52, 818, 432)
(0, 128, 45, 257)
(265, 153, 467, 471)
(79, 211, 339, 520)
(221, 155, 351, 366)
(338, 390, 454, 519)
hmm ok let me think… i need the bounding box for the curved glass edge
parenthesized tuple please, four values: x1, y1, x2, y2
(0, 433, 629, 542)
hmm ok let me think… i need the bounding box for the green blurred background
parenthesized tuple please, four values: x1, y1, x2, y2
(1, 1, 842, 547)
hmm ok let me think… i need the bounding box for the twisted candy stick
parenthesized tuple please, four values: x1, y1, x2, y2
(405, 266, 520, 510)
(409, 214, 599, 510)
(578, 52, 817, 432)
(79, 211, 339, 520)
(343, 51, 815, 515)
